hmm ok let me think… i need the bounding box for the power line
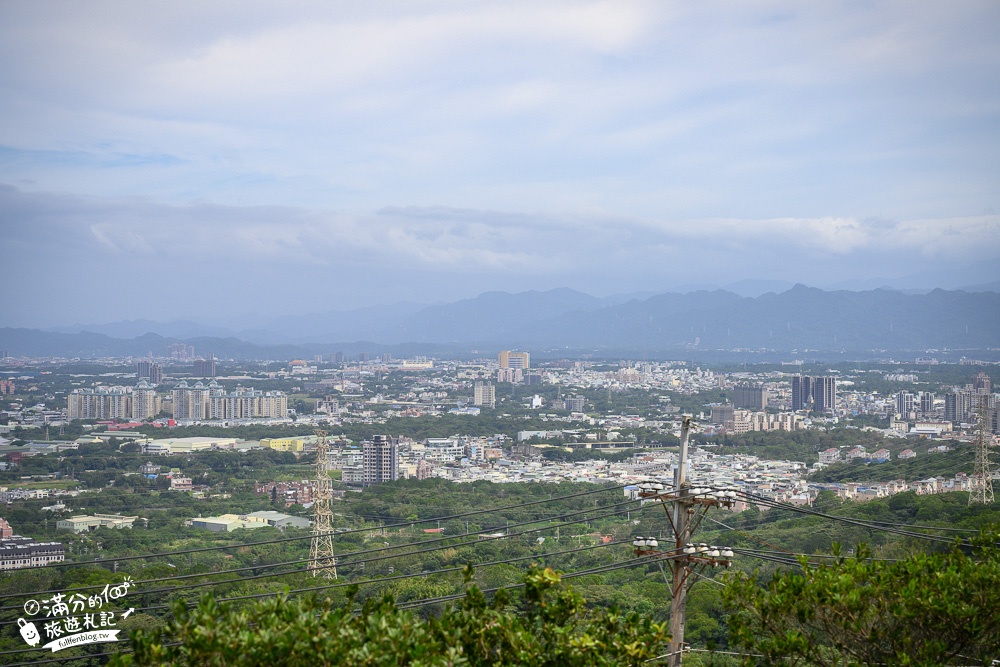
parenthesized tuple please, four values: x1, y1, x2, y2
(0, 496, 642, 607)
(734, 490, 963, 546)
(0, 501, 646, 641)
(0, 538, 637, 659)
(27, 482, 628, 571)
(0, 552, 673, 666)
(394, 552, 679, 611)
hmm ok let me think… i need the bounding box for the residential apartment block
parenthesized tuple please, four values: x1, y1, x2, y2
(363, 435, 398, 485)
(473, 381, 496, 408)
(0, 519, 65, 570)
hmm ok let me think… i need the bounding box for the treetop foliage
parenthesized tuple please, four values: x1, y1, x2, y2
(111, 565, 668, 667)
(723, 533, 1000, 666)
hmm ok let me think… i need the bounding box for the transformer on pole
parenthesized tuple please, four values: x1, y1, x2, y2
(309, 429, 338, 577)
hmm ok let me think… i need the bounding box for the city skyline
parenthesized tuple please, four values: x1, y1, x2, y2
(1, 1, 998, 327)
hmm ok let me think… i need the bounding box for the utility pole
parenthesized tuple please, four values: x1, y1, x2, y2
(969, 402, 995, 505)
(634, 415, 737, 666)
(309, 429, 337, 578)
(668, 415, 692, 665)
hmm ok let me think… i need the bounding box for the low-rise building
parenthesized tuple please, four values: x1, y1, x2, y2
(57, 514, 138, 533)
(261, 438, 305, 452)
(142, 436, 241, 455)
(169, 476, 193, 491)
(818, 448, 840, 464)
(255, 480, 315, 506)
(188, 511, 310, 533)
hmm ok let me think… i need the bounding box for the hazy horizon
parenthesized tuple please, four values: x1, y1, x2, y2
(2, 2, 998, 327)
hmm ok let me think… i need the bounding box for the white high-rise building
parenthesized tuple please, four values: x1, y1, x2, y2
(473, 381, 496, 408)
(133, 380, 160, 420)
(67, 386, 132, 420)
(173, 381, 288, 420)
(363, 435, 398, 485)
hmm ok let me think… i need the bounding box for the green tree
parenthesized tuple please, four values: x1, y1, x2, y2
(723, 534, 1000, 666)
(112, 566, 667, 666)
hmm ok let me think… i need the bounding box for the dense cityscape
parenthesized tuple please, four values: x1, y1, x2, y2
(2, 349, 996, 571)
(4, 1, 1000, 664)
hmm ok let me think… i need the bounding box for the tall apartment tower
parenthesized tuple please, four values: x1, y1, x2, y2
(895, 391, 916, 417)
(473, 381, 496, 409)
(363, 435, 398, 486)
(791, 375, 836, 412)
(498, 350, 530, 370)
(945, 390, 974, 423)
(813, 376, 837, 413)
(193, 358, 217, 377)
(973, 372, 992, 394)
(733, 383, 768, 410)
(66, 386, 132, 420)
(136, 361, 163, 385)
(133, 380, 160, 420)
(172, 381, 210, 420)
(791, 375, 812, 411)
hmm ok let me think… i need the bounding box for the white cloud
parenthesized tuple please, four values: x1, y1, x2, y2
(1, 2, 999, 323)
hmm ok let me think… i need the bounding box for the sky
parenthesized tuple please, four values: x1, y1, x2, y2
(1, 1, 999, 328)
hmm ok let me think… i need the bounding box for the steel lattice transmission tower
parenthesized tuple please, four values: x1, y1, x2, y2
(309, 429, 338, 577)
(969, 403, 995, 505)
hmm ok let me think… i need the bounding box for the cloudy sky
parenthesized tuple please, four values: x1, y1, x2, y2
(2, 1, 998, 328)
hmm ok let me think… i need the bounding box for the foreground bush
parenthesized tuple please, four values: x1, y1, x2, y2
(724, 534, 1000, 666)
(111, 566, 667, 666)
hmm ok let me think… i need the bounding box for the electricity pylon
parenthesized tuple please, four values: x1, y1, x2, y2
(969, 402, 995, 505)
(309, 429, 337, 577)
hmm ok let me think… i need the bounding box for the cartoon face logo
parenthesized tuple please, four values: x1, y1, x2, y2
(18, 618, 40, 647)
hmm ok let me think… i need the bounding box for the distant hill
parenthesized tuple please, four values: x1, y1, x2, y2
(507, 286, 1000, 350)
(4, 286, 999, 359)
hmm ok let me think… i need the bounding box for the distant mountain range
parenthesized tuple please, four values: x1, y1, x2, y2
(3, 285, 999, 360)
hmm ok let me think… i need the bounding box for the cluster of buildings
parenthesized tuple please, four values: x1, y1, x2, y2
(817, 445, 905, 465)
(0, 518, 65, 570)
(66, 380, 288, 422)
(171, 381, 287, 420)
(709, 404, 805, 433)
(790, 375, 838, 412)
(255, 480, 315, 506)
